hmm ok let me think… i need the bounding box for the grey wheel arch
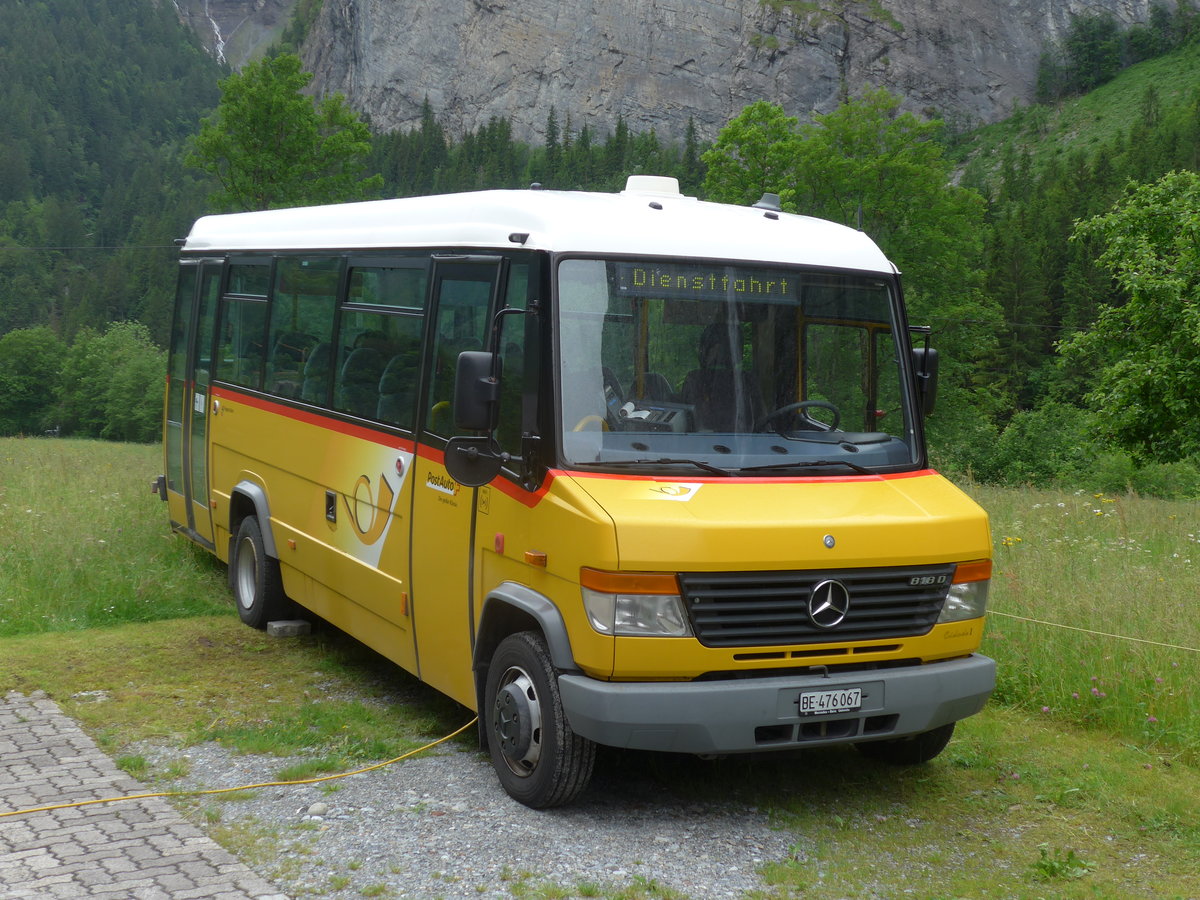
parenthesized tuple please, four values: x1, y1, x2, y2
(228, 480, 277, 560)
(472, 584, 578, 736)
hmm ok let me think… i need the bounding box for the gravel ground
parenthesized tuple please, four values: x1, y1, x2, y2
(133, 734, 804, 899)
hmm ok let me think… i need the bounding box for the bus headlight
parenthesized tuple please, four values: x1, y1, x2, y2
(938, 560, 991, 624)
(580, 568, 692, 637)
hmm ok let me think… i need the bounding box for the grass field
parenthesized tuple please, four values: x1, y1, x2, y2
(3, 437, 1200, 898)
(973, 482, 1200, 765)
(0, 438, 229, 635)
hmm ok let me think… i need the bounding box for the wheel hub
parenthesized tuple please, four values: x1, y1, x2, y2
(235, 537, 257, 610)
(492, 670, 542, 776)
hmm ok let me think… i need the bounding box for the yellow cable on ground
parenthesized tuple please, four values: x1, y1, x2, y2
(0, 717, 478, 820)
(8, 612, 1195, 821)
(990, 611, 1200, 654)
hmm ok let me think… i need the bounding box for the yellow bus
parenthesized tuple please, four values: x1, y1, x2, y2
(161, 175, 993, 808)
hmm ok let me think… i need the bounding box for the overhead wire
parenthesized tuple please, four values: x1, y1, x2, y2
(0, 243, 179, 252)
(989, 610, 1200, 654)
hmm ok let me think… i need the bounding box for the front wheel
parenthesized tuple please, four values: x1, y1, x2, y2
(230, 516, 289, 629)
(853, 722, 955, 765)
(484, 631, 596, 808)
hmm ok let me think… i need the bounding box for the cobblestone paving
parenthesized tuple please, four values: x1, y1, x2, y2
(0, 691, 289, 900)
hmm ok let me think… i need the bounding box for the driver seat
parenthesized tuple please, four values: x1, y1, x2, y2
(680, 322, 763, 431)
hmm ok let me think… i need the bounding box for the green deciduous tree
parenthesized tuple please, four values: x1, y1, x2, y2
(702, 94, 1003, 473)
(701, 101, 801, 207)
(0, 326, 64, 435)
(55, 323, 165, 442)
(792, 89, 986, 303)
(98, 324, 166, 443)
(1060, 170, 1200, 462)
(703, 91, 987, 301)
(187, 53, 382, 211)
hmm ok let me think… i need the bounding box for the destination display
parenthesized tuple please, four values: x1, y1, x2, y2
(613, 261, 799, 302)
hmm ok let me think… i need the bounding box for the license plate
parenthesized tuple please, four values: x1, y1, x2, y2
(797, 687, 862, 716)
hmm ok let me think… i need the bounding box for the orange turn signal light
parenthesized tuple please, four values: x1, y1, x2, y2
(953, 559, 992, 583)
(579, 567, 680, 594)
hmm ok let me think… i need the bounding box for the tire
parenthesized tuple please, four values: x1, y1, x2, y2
(484, 631, 596, 808)
(854, 722, 955, 765)
(230, 516, 289, 629)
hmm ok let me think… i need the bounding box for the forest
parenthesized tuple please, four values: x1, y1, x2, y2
(2, 0, 1200, 497)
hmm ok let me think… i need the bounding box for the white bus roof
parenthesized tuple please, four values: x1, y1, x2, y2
(182, 176, 896, 275)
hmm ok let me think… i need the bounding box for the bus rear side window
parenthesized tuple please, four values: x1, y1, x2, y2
(226, 264, 270, 297)
(332, 310, 424, 425)
(267, 258, 340, 399)
(318, 261, 430, 423)
(216, 298, 268, 390)
(348, 265, 428, 310)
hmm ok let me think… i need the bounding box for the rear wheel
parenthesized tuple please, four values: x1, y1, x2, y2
(854, 722, 955, 765)
(231, 516, 289, 629)
(484, 631, 596, 808)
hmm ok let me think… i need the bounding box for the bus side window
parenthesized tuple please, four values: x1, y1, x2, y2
(376, 318, 423, 429)
(215, 298, 268, 390)
(333, 322, 391, 419)
(334, 261, 429, 426)
(495, 263, 530, 455)
(301, 342, 333, 406)
(216, 262, 271, 390)
(426, 278, 492, 438)
(266, 257, 339, 399)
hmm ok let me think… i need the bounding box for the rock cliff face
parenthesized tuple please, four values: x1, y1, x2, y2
(180, 0, 1155, 141)
(173, 0, 295, 69)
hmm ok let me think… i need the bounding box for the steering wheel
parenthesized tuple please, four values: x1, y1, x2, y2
(756, 400, 841, 433)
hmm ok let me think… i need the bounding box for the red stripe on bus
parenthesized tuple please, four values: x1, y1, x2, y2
(210, 387, 933, 500)
(416, 443, 555, 508)
(212, 386, 418, 453)
(555, 468, 937, 485)
(212, 388, 556, 508)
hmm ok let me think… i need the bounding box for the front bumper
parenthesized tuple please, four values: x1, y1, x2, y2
(558, 653, 995, 754)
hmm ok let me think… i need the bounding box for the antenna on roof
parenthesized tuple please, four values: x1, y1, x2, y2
(752, 193, 782, 212)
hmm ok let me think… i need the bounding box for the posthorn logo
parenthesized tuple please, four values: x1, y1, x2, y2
(808, 579, 851, 629)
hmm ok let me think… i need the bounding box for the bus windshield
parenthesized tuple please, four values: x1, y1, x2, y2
(556, 257, 919, 475)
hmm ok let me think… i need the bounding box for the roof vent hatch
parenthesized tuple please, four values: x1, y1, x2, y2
(622, 175, 683, 197)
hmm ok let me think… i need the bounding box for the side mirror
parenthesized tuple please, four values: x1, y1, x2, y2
(446, 350, 507, 487)
(912, 346, 938, 417)
(444, 436, 505, 487)
(453, 350, 500, 432)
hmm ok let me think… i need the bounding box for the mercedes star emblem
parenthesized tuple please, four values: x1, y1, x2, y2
(808, 579, 851, 628)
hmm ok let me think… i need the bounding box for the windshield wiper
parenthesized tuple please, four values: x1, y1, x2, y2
(572, 458, 736, 477)
(738, 459, 874, 476)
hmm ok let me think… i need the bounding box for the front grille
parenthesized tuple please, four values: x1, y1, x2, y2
(679, 564, 955, 648)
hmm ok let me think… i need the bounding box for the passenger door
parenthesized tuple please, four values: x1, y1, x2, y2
(164, 260, 220, 546)
(409, 259, 502, 706)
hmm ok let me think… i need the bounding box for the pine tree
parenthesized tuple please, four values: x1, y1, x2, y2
(543, 108, 562, 185)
